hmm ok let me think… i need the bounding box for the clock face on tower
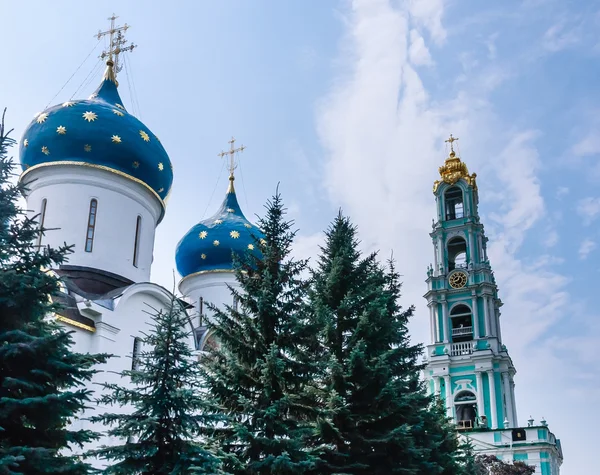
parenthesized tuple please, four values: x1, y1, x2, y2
(449, 271, 468, 289)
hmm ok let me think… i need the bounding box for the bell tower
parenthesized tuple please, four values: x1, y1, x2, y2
(425, 135, 516, 431)
(424, 137, 564, 473)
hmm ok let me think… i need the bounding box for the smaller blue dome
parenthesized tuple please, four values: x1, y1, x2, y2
(19, 63, 173, 220)
(176, 178, 263, 278)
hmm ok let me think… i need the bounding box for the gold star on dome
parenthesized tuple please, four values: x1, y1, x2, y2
(111, 135, 122, 143)
(84, 144, 92, 152)
(41, 146, 50, 155)
(214, 219, 223, 225)
(115, 103, 125, 110)
(82, 111, 97, 122)
(158, 162, 164, 171)
(248, 244, 254, 250)
(62, 101, 75, 107)
(113, 109, 124, 117)
(139, 130, 150, 142)
(213, 240, 220, 246)
(199, 231, 208, 239)
(36, 113, 48, 124)
(244, 223, 252, 229)
(132, 161, 139, 168)
(226, 208, 235, 213)
(88, 93, 98, 99)
(23, 139, 28, 148)
(230, 230, 240, 239)
(56, 125, 67, 135)
(201, 253, 207, 260)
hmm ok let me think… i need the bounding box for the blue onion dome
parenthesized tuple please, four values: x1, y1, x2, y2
(176, 176, 264, 278)
(19, 61, 173, 220)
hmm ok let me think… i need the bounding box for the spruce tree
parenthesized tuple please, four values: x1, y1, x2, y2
(310, 212, 463, 474)
(0, 110, 109, 474)
(200, 191, 320, 474)
(88, 290, 222, 474)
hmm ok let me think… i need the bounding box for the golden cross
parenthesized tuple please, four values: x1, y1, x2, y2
(218, 137, 246, 178)
(96, 14, 136, 75)
(445, 134, 459, 153)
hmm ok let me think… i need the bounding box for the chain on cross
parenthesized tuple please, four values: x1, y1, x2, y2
(96, 14, 136, 76)
(218, 137, 246, 178)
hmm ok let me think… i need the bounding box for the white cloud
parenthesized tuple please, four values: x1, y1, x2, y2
(577, 197, 600, 225)
(408, 29, 433, 66)
(579, 238, 596, 260)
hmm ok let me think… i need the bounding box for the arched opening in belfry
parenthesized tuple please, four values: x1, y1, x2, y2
(445, 186, 464, 221)
(450, 304, 473, 342)
(447, 237, 467, 271)
(454, 390, 478, 430)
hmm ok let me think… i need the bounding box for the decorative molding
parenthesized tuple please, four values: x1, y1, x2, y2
(55, 315, 96, 332)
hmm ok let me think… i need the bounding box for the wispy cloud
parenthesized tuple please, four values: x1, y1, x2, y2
(542, 20, 581, 52)
(572, 131, 600, 157)
(577, 197, 600, 224)
(543, 230, 559, 248)
(409, 29, 433, 66)
(579, 238, 596, 259)
(556, 186, 569, 199)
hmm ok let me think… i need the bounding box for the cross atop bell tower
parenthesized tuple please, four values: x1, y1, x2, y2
(445, 133, 459, 153)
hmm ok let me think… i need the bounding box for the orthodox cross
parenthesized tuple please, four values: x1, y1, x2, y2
(96, 14, 136, 75)
(218, 137, 246, 178)
(445, 134, 459, 153)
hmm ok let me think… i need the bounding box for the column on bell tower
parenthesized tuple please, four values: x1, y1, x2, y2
(424, 136, 518, 433)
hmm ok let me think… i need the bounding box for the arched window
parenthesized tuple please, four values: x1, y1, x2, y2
(132, 216, 142, 267)
(450, 304, 473, 342)
(445, 186, 464, 220)
(84, 199, 98, 252)
(447, 237, 467, 271)
(36, 198, 47, 248)
(454, 390, 477, 430)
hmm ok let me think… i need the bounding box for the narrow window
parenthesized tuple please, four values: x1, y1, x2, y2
(36, 198, 47, 248)
(133, 216, 142, 267)
(198, 297, 204, 326)
(233, 295, 239, 312)
(84, 199, 98, 252)
(131, 336, 142, 370)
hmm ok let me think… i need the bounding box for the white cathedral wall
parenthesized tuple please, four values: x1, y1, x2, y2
(62, 283, 197, 463)
(22, 165, 162, 282)
(179, 271, 239, 324)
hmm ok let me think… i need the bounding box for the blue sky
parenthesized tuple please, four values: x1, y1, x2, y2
(3, 1, 598, 473)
